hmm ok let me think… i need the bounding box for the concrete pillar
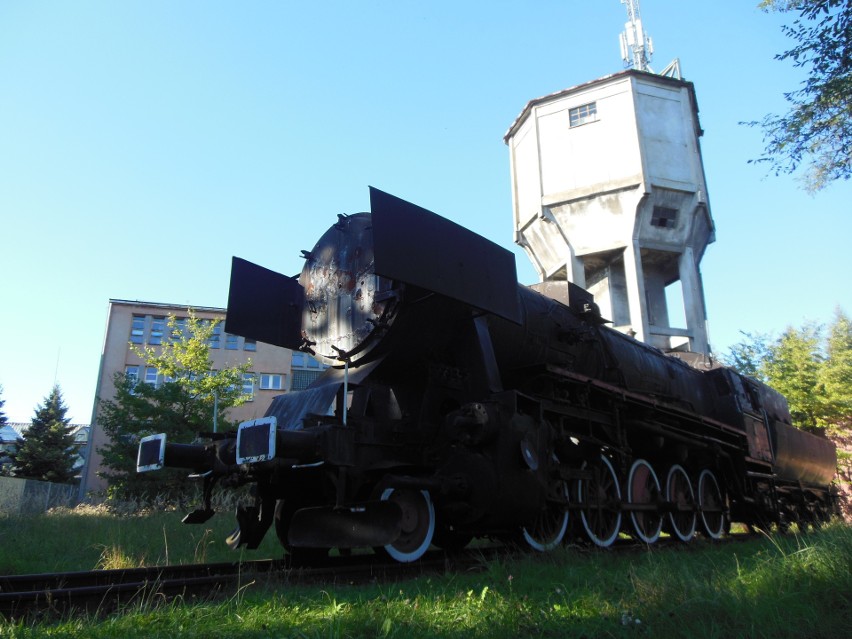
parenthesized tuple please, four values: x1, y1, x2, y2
(622, 242, 648, 341)
(678, 246, 708, 353)
(643, 264, 670, 330)
(564, 246, 586, 289)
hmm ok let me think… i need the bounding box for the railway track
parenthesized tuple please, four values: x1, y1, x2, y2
(0, 531, 760, 619)
(0, 550, 484, 619)
(0, 559, 274, 618)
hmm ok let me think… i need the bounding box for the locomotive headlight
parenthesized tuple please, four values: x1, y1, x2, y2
(236, 417, 278, 464)
(137, 433, 167, 472)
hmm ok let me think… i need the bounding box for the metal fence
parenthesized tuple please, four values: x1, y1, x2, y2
(0, 476, 78, 516)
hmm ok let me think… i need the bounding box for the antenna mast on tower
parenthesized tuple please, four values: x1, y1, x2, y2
(619, 0, 654, 72)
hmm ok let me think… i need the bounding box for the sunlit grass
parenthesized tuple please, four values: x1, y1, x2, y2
(0, 501, 281, 575)
(0, 509, 850, 638)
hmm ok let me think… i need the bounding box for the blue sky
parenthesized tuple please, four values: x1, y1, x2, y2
(1, 1, 849, 423)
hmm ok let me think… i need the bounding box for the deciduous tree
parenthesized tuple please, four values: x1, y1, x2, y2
(750, 0, 852, 191)
(723, 312, 852, 432)
(723, 331, 772, 383)
(96, 311, 252, 499)
(819, 308, 852, 430)
(763, 323, 824, 430)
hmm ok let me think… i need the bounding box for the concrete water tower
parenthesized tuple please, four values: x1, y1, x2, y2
(504, 2, 714, 355)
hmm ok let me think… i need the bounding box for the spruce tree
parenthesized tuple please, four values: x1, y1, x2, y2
(14, 385, 77, 483)
(0, 384, 7, 428)
(0, 385, 12, 475)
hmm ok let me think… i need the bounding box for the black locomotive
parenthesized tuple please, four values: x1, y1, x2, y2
(137, 188, 838, 561)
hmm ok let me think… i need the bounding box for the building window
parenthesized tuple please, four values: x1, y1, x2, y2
(651, 206, 678, 228)
(225, 333, 239, 350)
(244, 338, 256, 352)
(208, 323, 222, 349)
(144, 367, 159, 386)
(149, 317, 166, 345)
(130, 316, 145, 344)
(291, 369, 322, 391)
(242, 373, 255, 398)
(125, 365, 140, 384)
(569, 102, 597, 127)
(290, 352, 327, 391)
(171, 317, 187, 341)
(259, 373, 283, 390)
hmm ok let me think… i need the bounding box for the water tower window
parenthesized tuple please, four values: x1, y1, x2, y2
(569, 102, 597, 127)
(651, 206, 678, 228)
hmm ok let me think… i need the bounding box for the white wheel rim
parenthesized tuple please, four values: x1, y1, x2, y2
(380, 488, 435, 562)
(521, 481, 569, 552)
(578, 455, 622, 547)
(627, 459, 662, 544)
(698, 469, 724, 540)
(665, 464, 696, 542)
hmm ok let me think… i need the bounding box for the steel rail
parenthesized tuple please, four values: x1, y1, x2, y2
(0, 532, 762, 619)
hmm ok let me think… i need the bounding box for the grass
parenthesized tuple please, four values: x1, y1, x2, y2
(0, 506, 850, 638)
(0, 502, 282, 575)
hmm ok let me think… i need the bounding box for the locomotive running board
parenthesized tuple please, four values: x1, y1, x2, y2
(287, 501, 403, 549)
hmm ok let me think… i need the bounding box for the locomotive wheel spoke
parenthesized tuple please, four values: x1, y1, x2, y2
(378, 487, 435, 563)
(697, 469, 726, 540)
(521, 480, 570, 552)
(627, 459, 662, 544)
(665, 465, 696, 542)
(578, 455, 622, 548)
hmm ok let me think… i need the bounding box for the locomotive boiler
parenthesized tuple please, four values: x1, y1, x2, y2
(137, 188, 837, 561)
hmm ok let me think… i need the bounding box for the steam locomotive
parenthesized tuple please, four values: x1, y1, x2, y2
(137, 188, 837, 561)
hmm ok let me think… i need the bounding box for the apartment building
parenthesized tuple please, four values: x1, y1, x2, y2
(81, 299, 326, 495)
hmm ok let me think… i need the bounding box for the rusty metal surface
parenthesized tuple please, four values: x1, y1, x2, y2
(770, 422, 837, 487)
(300, 212, 396, 364)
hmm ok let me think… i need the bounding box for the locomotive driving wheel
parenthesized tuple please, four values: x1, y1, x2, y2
(377, 487, 436, 563)
(665, 464, 696, 542)
(626, 459, 663, 544)
(697, 469, 726, 539)
(521, 480, 570, 552)
(577, 455, 623, 547)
